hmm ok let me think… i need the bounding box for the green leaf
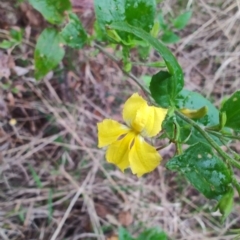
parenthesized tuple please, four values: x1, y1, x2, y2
(28, 0, 71, 24)
(176, 89, 219, 126)
(94, 0, 156, 42)
(161, 114, 192, 143)
(142, 75, 151, 87)
(94, 0, 156, 32)
(162, 89, 220, 144)
(10, 29, 23, 43)
(118, 227, 133, 240)
(34, 28, 65, 80)
(0, 40, 15, 49)
(220, 91, 240, 131)
(110, 22, 184, 94)
(158, 12, 167, 31)
(166, 142, 232, 199)
(150, 71, 174, 107)
(161, 31, 180, 44)
(61, 13, 87, 49)
(173, 11, 192, 30)
(216, 187, 234, 223)
(137, 228, 167, 240)
(125, 0, 156, 32)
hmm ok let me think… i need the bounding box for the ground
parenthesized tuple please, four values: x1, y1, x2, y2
(0, 0, 240, 240)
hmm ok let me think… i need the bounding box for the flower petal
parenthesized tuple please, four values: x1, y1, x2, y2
(129, 136, 161, 177)
(122, 93, 168, 136)
(122, 93, 147, 129)
(97, 119, 130, 148)
(141, 106, 168, 137)
(106, 131, 136, 171)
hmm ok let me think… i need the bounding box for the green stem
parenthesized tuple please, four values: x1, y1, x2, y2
(232, 177, 240, 198)
(218, 137, 240, 160)
(131, 61, 166, 68)
(222, 134, 240, 141)
(173, 117, 182, 154)
(175, 110, 240, 169)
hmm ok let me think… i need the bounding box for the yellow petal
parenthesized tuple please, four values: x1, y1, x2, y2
(97, 119, 130, 148)
(122, 93, 168, 136)
(129, 136, 161, 177)
(122, 93, 147, 129)
(106, 131, 136, 171)
(141, 106, 168, 137)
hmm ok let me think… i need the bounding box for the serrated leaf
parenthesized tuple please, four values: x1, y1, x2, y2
(137, 228, 167, 240)
(28, 0, 71, 24)
(34, 28, 65, 80)
(150, 71, 174, 107)
(110, 22, 184, 95)
(166, 142, 232, 199)
(161, 31, 180, 44)
(94, 0, 156, 43)
(61, 13, 87, 49)
(173, 11, 192, 30)
(220, 91, 240, 131)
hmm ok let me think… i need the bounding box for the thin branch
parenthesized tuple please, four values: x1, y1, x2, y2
(93, 42, 151, 97)
(175, 110, 240, 169)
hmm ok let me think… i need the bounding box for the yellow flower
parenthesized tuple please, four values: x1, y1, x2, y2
(97, 93, 168, 177)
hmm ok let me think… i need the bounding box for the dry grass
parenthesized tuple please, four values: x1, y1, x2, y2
(0, 0, 240, 239)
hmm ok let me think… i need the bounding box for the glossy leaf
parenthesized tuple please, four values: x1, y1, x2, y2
(176, 89, 219, 126)
(162, 90, 221, 145)
(61, 13, 87, 49)
(166, 142, 232, 199)
(94, 0, 156, 34)
(29, 0, 71, 24)
(221, 91, 240, 131)
(110, 22, 184, 94)
(34, 28, 65, 80)
(173, 11, 192, 30)
(161, 31, 180, 44)
(150, 71, 174, 107)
